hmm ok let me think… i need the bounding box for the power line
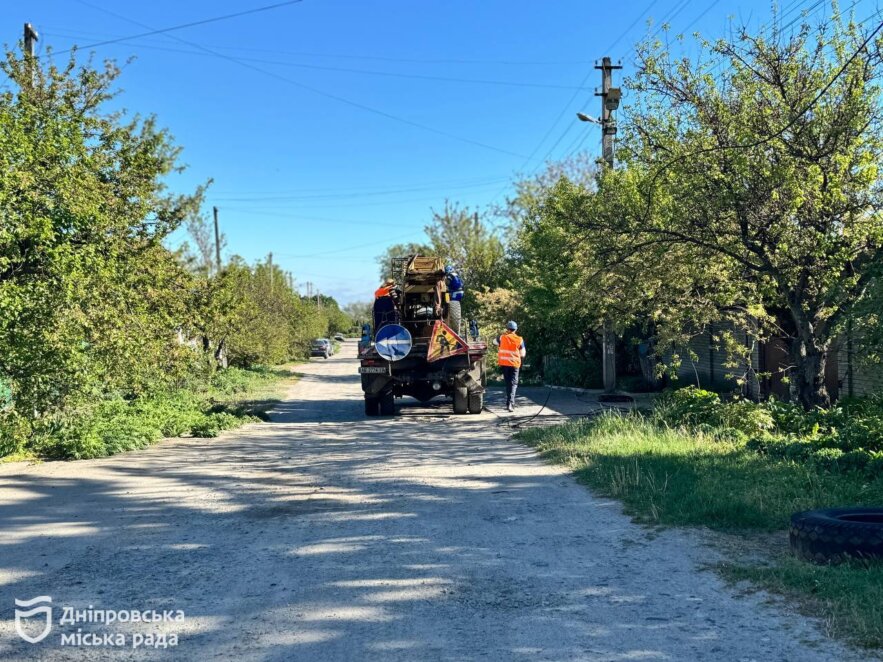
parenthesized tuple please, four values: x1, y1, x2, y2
(520, 0, 666, 171)
(532, 0, 695, 172)
(637, 15, 883, 221)
(481, 0, 670, 210)
(66, 0, 526, 159)
(212, 174, 510, 196)
(53, 0, 304, 55)
(274, 232, 426, 259)
(44, 34, 597, 92)
(213, 178, 508, 202)
(42, 26, 599, 67)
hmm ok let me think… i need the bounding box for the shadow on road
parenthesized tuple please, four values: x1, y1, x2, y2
(0, 343, 846, 661)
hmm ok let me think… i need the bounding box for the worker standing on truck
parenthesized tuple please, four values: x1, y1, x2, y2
(444, 265, 464, 301)
(373, 278, 401, 333)
(374, 278, 396, 299)
(494, 321, 526, 412)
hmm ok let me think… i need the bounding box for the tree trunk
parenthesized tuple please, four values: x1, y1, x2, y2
(214, 338, 228, 369)
(790, 338, 830, 410)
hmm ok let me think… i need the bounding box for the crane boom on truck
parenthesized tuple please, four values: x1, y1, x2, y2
(358, 256, 487, 416)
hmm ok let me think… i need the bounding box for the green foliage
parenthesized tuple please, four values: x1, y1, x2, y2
(0, 51, 346, 460)
(497, 16, 883, 410)
(653, 387, 774, 436)
(653, 387, 883, 476)
(721, 559, 883, 650)
(517, 411, 883, 530)
(376, 201, 504, 320)
(541, 356, 603, 389)
(517, 398, 883, 651)
(17, 367, 280, 459)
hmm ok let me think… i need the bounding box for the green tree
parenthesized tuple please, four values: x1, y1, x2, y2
(376, 241, 431, 281)
(579, 14, 883, 408)
(0, 51, 202, 424)
(424, 201, 504, 302)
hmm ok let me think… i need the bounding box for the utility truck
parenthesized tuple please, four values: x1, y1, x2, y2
(359, 256, 487, 416)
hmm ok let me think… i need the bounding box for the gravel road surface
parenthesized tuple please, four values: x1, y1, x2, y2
(0, 341, 864, 660)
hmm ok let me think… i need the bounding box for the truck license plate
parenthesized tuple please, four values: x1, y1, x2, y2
(359, 366, 388, 374)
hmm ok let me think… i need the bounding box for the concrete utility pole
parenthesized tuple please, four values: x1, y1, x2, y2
(596, 57, 621, 169)
(580, 56, 622, 393)
(598, 57, 621, 393)
(212, 206, 222, 273)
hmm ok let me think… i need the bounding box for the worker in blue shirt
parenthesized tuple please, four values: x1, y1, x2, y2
(444, 265, 464, 301)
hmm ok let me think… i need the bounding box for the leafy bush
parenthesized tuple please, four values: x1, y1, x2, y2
(654, 387, 723, 427)
(652, 388, 883, 477)
(190, 411, 256, 438)
(3, 367, 283, 460)
(653, 386, 773, 436)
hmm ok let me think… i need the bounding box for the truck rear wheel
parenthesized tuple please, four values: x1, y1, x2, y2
(364, 395, 380, 416)
(379, 390, 395, 416)
(468, 391, 483, 414)
(453, 385, 468, 414)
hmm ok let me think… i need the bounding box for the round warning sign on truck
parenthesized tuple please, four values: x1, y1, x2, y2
(374, 324, 412, 362)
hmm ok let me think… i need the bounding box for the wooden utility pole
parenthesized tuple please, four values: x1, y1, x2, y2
(268, 252, 274, 293)
(595, 56, 622, 393)
(24, 23, 38, 57)
(24, 23, 38, 87)
(212, 206, 222, 273)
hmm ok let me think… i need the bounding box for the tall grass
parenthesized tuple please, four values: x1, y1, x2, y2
(518, 413, 883, 530)
(3, 366, 294, 461)
(517, 412, 883, 648)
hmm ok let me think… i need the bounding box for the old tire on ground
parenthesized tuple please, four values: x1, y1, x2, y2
(790, 507, 883, 564)
(379, 390, 396, 416)
(447, 300, 462, 336)
(364, 396, 380, 416)
(453, 385, 468, 415)
(467, 390, 483, 414)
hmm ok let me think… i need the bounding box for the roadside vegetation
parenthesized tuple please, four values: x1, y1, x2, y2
(0, 52, 350, 460)
(517, 387, 883, 648)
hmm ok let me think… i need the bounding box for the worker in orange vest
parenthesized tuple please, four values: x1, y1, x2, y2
(374, 278, 396, 299)
(494, 320, 526, 412)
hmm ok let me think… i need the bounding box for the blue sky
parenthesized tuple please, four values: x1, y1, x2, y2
(6, 0, 878, 304)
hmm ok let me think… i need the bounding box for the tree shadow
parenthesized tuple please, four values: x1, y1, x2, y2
(0, 352, 846, 661)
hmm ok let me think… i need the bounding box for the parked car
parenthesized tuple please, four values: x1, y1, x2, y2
(310, 338, 332, 359)
(333, 333, 346, 342)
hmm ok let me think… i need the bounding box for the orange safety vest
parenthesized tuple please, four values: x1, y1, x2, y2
(374, 285, 393, 298)
(497, 332, 523, 368)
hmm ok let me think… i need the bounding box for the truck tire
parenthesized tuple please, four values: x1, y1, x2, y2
(790, 507, 883, 564)
(468, 390, 483, 414)
(364, 396, 379, 416)
(379, 390, 395, 416)
(453, 385, 468, 414)
(447, 300, 462, 336)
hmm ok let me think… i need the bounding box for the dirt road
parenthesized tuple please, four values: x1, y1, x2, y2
(0, 341, 862, 660)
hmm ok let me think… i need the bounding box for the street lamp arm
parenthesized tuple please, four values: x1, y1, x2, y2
(576, 112, 601, 124)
